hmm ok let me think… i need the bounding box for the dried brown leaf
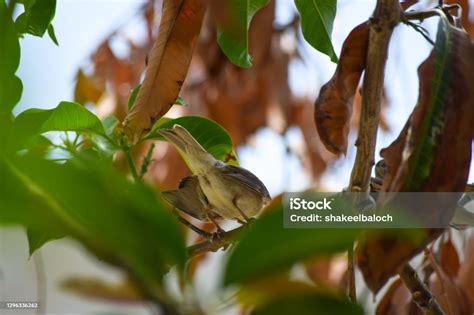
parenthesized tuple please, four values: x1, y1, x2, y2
(123, 0, 208, 144)
(73, 69, 105, 105)
(356, 229, 434, 294)
(457, 234, 474, 310)
(314, 22, 369, 155)
(376, 279, 411, 315)
(439, 235, 460, 278)
(429, 253, 472, 315)
(357, 21, 474, 293)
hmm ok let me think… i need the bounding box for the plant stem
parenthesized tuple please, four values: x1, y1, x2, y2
(347, 245, 356, 303)
(399, 264, 444, 315)
(139, 143, 155, 179)
(124, 147, 140, 183)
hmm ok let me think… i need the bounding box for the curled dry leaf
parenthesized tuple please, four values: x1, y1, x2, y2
(429, 251, 472, 315)
(457, 233, 474, 310)
(314, 22, 369, 155)
(379, 117, 410, 192)
(375, 279, 411, 315)
(439, 235, 460, 279)
(122, 0, 208, 144)
(357, 20, 474, 293)
(357, 229, 432, 294)
(385, 29, 473, 193)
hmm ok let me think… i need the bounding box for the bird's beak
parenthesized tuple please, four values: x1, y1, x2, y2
(158, 128, 186, 152)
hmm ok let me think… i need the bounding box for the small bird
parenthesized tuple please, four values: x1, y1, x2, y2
(159, 124, 271, 232)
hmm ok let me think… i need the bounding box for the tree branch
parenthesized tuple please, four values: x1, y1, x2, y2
(346, 0, 401, 303)
(348, 0, 401, 193)
(187, 226, 245, 258)
(399, 264, 445, 315)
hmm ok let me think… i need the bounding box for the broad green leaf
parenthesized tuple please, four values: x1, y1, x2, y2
(223, 201, 360, 285)
(15, 0, 57, 38)
(10, 101, 105, 150)
(17, 0, 38, 9)
(127, 84, 141, 110)
(217, 0, 269, 68)
(0, 1, 22, 113)
(251, 293, 363, 315)
(237, 276, 363, 315)
(295, 0, 338, 63)
(0, 1, 20, 75)
(0, 75, 23, 114)
(1, 155, 187, 283)
(27, 227, 63, 256)
(147, 116, 239, 166)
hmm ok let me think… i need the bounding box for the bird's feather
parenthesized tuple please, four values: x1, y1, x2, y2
(162, 176, 209, 221)
(219, 165, 271, 202)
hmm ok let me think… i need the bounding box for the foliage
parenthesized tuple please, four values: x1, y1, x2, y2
(15, 0, 58, 44)
(224, 200, 360, 285)
(1, 0, 474, 314)
(294, 0, 338, 63)
(216, 0, 270, 67)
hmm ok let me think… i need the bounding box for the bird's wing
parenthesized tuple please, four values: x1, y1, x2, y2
(220, 165, 271, 201)
(162, 176, 209, 221)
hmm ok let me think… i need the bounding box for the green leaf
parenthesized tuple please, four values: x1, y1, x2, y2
(223, 202, 360, 285)
(15, 0, 57, 38)
(22, 134, 54, 156)
(1, 155, 187, 284)
(0, 75, 23, 114)
(251, 293, 363, 315)
(17, 0, 38, 9)
(295, 0, 338, 63)
(174, 96, 186, 106)
(102, 115, 119, 138)
(127, 84, 141, 111)
(10, 101, 105, 150)
(0, 1, 20, 74)
(47, 24, 58, 45)
(27, 227, 63, 256)
(147, 116, 239, 166)
(0, 1, 22, 113)
(217, 0, 270, 68)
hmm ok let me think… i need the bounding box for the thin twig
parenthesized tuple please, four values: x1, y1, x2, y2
(399, 264, 445, 315)
(404, 9, 442, 21)
(187, 226, 246, 258)
(347, 245, 356, 303)
(124, 147, 140, 183)
(139, 143, 155, 179)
